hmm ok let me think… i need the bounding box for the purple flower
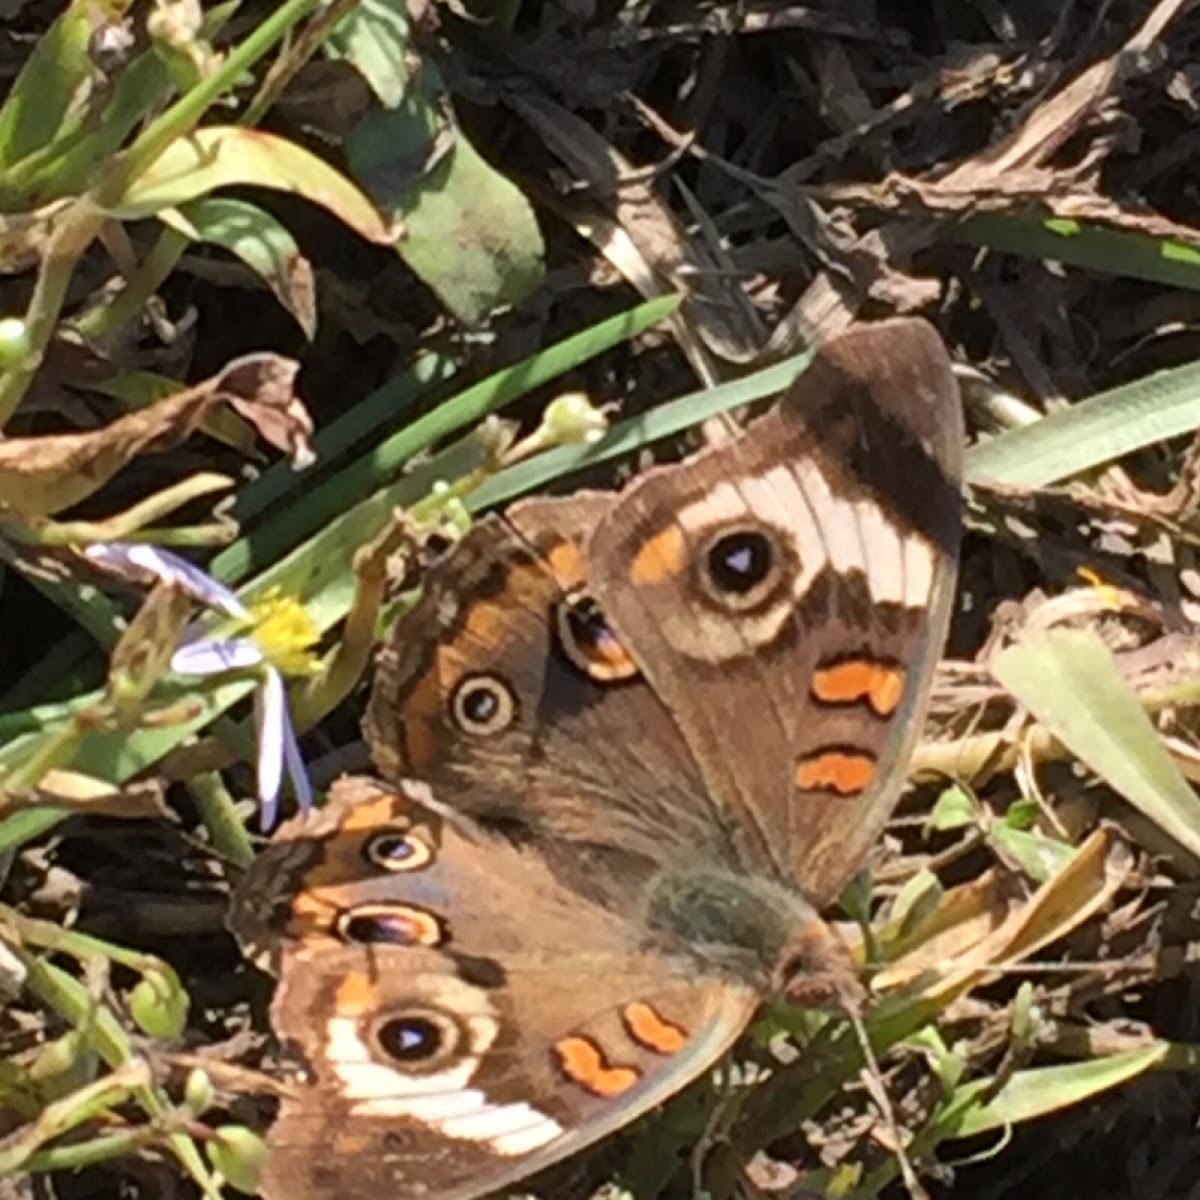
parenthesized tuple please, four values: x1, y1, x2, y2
(86, 543, 315, 826)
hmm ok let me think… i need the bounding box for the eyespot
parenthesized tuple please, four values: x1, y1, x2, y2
(375, 1009, 459, 1068)
(337, 903, 446, 946)
(556, 590, 638, 681)
(700, 524, 787, 612)
(450, 673, 517, 736)
(363, 828, 433, 871)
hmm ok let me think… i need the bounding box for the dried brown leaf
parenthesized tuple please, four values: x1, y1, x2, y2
(939, 0, 1189, 185)
(219, 356, 314, 468)
(23, 770, 170, 819)
(880, 828, 1132, 1003)
(0, 353, 312, 517)
(108, 582, 195, 712)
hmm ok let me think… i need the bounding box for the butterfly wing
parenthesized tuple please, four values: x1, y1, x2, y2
(233, 778, 757, 1200)
(364, 494, 736, 885)
(584, 317, 962, 903)
(365, 319, 960, 905)
(234, 318, 963, 1197)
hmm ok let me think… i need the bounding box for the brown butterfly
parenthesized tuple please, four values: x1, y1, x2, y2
(232, 317, 963, 1200)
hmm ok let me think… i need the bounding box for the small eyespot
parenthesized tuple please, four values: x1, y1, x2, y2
(337, 903, 446, 947)
(376, 1010, 458, 1066)
(700, 525, 787, 611)
(450, 673, 516, 736)
(364, 829, 432, 871)
(556, 590, 638, 681)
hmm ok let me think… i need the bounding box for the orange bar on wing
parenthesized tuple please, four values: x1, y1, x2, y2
(334, 971, 380, 1015)
(554, 1036, 640, 1096)
(794, 750, 875, 796)
(623, 1002, 687, 1054)
(629, 525, 686, 584)
(340, 795, 407, 832)
(546, 540, 586, 586)
(811, 659, 905, 716)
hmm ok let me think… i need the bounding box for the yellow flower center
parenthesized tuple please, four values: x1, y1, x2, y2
(249, 591, 320, 676)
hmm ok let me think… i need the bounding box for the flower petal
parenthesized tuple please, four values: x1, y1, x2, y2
(171, 637, 263, 676)
(86, 543, 249, 618)
(280, 701, 314, 816)
(255, 669, 287, 828)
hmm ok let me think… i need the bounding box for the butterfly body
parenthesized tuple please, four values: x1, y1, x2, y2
(233, 317, 963, 1199)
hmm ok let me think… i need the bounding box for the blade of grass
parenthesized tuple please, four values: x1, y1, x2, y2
(933, 1044, 1170, 1139)
(208, 293, 680, 579)
(966, 354, 1200, 487)
(957, 213, 1200, 293)
(992, 627, 1200, 860)
(468, 350, 811, 510)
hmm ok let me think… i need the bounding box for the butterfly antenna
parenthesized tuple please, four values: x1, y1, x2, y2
(846, 1010, 928, 1200)
(783, 915, 929, 1200)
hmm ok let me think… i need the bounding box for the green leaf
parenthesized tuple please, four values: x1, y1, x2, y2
(966, 355, 1200, 488)
(956, 213, 1200, 293)
(0, 1, 95, 177)
(927, 783, 976, 832)
(325, 0, 411, 108)
(993, 628, 1200, 861)
(1003, 796, 1039, 829)
(1, 3, 239, 205)
(346, 61, 544, 323)
(887, 869, 943, 934)
(165, 198, 316, 337)
(109, 126, 394, 244)
(906, 1026, 966, 1092)
(937, 1045, 1168, 1139)
(988, 824, 1075, 884)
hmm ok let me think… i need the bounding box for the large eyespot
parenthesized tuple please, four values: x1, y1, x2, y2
(700, 524, 788, 612)
(556, 589, 638, 681)
(363, 828, 433, 871)
(450, 673, 517, 735)
(337, 903, 446, 947)
(375, 1009, 459, 1068)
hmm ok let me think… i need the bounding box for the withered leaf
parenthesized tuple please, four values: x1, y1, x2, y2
(8, 770, 170, 820)
(107, 582, 195, 713)
(0, 353, 314, 518)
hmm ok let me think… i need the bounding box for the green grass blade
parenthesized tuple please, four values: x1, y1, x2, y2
(966, 356, 1200, 487)
(957, 214, 1200, 293)
(469, 350, 811, 510)
(934, 1044, 1169, 1139)
(209, 293, 679, 579)
(992, 628, 1200, 860)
